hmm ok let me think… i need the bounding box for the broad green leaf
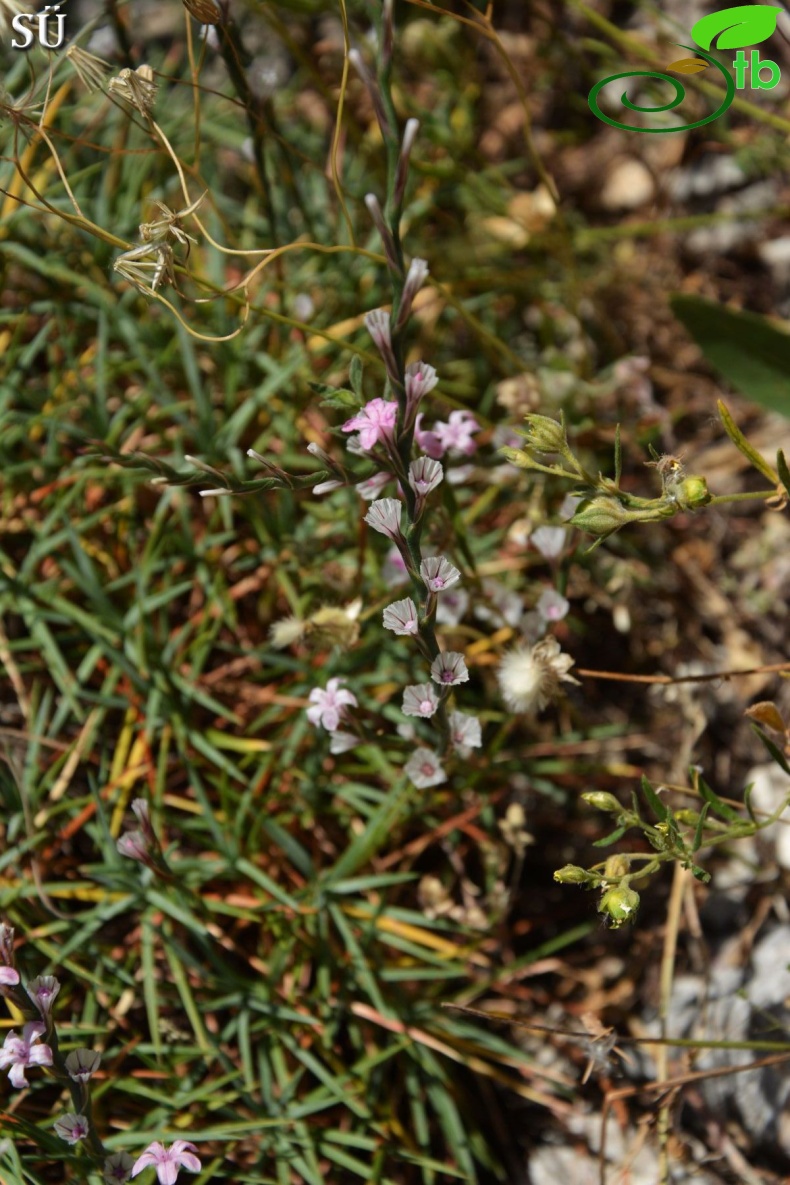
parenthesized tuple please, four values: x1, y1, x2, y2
(671, 296, 790, 418)
(691, 5, 780, 50)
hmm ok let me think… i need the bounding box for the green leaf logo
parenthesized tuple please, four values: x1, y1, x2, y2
(691, 4, 780, 50)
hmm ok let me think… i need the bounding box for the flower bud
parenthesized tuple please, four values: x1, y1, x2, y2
(582, 792, 621, 813)
(522, 414, 568, 455)
(603, 854, 630, 880)
(599, 885, 640, 926)
(553, 864, 591, 884)
(675, 809, 701, 826)
(568, 496, 637, 537)
(668, 473, 711, 511)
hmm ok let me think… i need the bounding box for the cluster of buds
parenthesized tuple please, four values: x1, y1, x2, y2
(553, 853, 640, 929)
(502, 415, 712, 548)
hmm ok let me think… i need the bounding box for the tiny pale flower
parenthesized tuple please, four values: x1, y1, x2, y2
(404, 748, 446, 788)
(131, 1140, 201, 1185)
(342, 398, 398, 451)
(420, 556, 461, 593)
(537, 588, 569, 623)
(306, 677, 358, 732)
(434, 410, 480, 457)
(27, 975, 60, 1020)
(531, 526, 567, 559)
(408, 457, 443, 497)
(497, 636, 579, 714)
(65, 1048, 101, 1083)
(329, 731, 358, 755)
(0, 966, 19, 987)
(364, 498, 403, 540)
(117, 831, 149, 862)
(430, 651, 469, 686)
(54, 1113, 90, 1145)
(448, 710, 482, 751)
(383, 546, 409, 585)
(313, 478, 344, 495)
(405, 361, 438, 405)
(383, 598, 419, 636)
(402, 683, 440, 718)
(355, 471, 391, 501)
(414, 414, 444, 459)
(0, 1021, 53, 1088)
(364, 308, 392, 352)
(105, 1152, 135, 1185)
(436, 588, 469, 626)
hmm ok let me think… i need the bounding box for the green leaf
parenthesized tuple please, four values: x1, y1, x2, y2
(309, 382, 362, 411)
(349, 355, 364, 398)
(750, 723, 790, 775)
(717, 400, 778, 484)
(692, 802, 710, 852)
(777, 450, 790, 500)
(640, 774, 669, 822)
(671, 296, 790, 418)
(691, 5, 780, 50)
(592, 825, 627, 847)
(695, 771, 742, 821)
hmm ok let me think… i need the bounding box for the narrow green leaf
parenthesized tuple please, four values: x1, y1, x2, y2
(640, 774, 668, 822)
(750, 723, 790, 775)
(777, 450, 790, 500)
(592, 824, 627, 847)
(695, 771, 742, 821)
(692, 802, 710, 853)
(717, 400, 778, 483)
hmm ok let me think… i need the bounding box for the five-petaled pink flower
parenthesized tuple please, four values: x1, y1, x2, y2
(131, 1140, 201, 1185)
(0, 1020, 53, 1088)
(434, 410, 480, 456)
(342, 399, 398, 450)
(306, 677, 358, 732)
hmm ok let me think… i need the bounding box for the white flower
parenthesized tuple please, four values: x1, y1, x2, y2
(364, 498, 403, 540)
(436, 588, 468, 626)
(448, 711, 482, 751)
(408, 457, 443, 497)
(430, 651, 469, 686)
(404, 748, 446, 788)
(313, 478, 344, 496)
(364, 308, 392, 351)
(405, 362, 438, 404)
(356, 472, 391, 501)
(383, 545, 409, 585)
(306, 678, 358, 731)
(497, 637, 578, 713)
(531, 526, 567, 559)
(402, 683, 440, 718)
(536, 588, 569, 622)
(329, 731, 358, 755)
(420, 556, 461, 593)
(383, 598, 419, 636)
(474, 578, 523, 628)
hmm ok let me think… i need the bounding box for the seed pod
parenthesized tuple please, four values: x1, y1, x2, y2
(599, 885, 640, 927)
(582, 792, 622, 813)
(553, 864, 592, 885)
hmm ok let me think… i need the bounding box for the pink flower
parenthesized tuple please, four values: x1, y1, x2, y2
(131, 1140, 201, 1185)
(306, 678, 358, 732)
(414, 414, 443, 460)
(342, 399, 398, 450)
(0, 1021, 53, 1088)
(434, 410, 480, 456)
(0, 966, 19, 987)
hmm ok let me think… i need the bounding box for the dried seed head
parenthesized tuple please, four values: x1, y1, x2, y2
(108, 65, 157, 116)
(65, 46, 111, 91)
